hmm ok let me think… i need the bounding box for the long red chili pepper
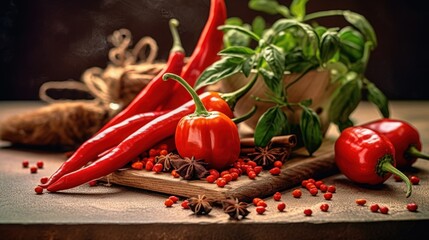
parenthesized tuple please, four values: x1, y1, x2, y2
(362, 118, 429, 169)
(165, 73, 240, 171)
(47, 74, 257, 192)
(98, 18, 185, 133)
(335, 126, 412, 197)
(40, 110, 168, 188)
(160, 0, 227, 110)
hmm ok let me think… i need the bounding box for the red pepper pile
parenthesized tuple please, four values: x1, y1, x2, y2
(40, 0, 236, 192)
(334, 117, 429, 198)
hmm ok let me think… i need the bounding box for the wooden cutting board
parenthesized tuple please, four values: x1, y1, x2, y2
(103, 139, 337, 203)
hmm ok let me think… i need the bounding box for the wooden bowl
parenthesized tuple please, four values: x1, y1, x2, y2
(220, 69, 337, 135)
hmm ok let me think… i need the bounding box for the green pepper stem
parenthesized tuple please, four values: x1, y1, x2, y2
(169, 19, 184, 53)
(407, 145, 429, 160)
(380, 161, 412, 198)
(220, 72, 258, 111)
(232, 106, 257, 124)
(162, 73, 209, 116)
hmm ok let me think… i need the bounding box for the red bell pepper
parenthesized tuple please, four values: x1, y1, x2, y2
(335, 126, 412, 197)
(362, 118, 429, 169)
(164, 73, 240, 171)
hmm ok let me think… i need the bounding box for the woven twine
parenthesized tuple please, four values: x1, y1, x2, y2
(0, 29, 165, 148)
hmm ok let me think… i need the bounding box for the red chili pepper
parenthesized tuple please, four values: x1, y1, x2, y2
(97, 18, 185, 133)
(335, 126, 412, 197)
(362, 118, 429, 169)
(165, 73, 240, 171)
(46, 68, 257, 192)
(160, 0, 227, 110)
(39, 110, 168, 188)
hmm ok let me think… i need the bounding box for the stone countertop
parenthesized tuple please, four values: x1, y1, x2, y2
(0, 101, 428, 240)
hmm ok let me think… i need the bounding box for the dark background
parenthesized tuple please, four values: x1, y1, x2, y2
(1, 0, 428, 100)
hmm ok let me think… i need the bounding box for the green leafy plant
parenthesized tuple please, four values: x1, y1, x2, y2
(195, 0, 389, 155)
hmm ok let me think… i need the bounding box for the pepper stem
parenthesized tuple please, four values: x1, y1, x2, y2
(232, 106, 257, 124)
(162, 73, 209, 116)
(407, 145, 429, 160)
(379, 157, 412, 198)
(220, 71, 258, 111)
(169, 19, 184, 53)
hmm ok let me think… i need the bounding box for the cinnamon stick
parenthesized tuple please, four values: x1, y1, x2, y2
(240, 134, 297, 148)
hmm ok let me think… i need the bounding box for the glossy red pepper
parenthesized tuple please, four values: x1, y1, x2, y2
(98, 18, 185, 133)
(164, 73, 240, 170)
(40, 110, 168, 188)
(362, 118, 429, 169)
(335, 126, 412, 197)
(160, 0, 227, 110)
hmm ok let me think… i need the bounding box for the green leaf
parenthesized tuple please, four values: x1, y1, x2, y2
(259, 68, 282, 97)
(300, 98, 312, 107)
(219, 25, 261, 42)
(219, 46, 256, 57)
(262, 45, 285, 80)
(319, 31, 340, 64)
(252, 16, 266, 37)
(290, 0, 308, 21)
(339, 26, 365, 62)
(194, 57, 244, 90)
(329, 75, 362, 124)
(248, 0, 290, 17)
(254, 106, 287, 147)
(242, 57, 253, 77)
(366, 81, 390, 118)
(343, 11, 377, 48)
(300, 106, 323, 155)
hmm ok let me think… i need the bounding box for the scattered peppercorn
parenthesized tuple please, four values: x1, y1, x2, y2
(216, 178, 227, 188)
(22, 160, 29, 168)
(327, 185, 336, 193)
(309, 188, 318, 196)
(256, 206, 266, 215)
(269, 167, 281, 175)
(292, 189, 302, 198)
(34, 186, 43, 194)
(370, 204, 379, 213)
(277, 202, 286, 212)
(181, 200, 190, 209)
(409, 176, 420, 185)
(40, 177, 49, 184)
(88, 180, 98, 187)
(304, 209, 312, 216)
(406, 203, 418, 212)
(256, 200, 267, 208)
(273, 192, 282, 201)
(164, 198, 174, 207)
(379, 206, 389, 214)
(30, 166, 38, 174)
(131, 161, 144, 170)
(152, 163, 163, 173)
(253, 198, 262, 206)
(319, 184, 328, 193)
(36, 161, 44, 169)
(169, 195, 179, 203)
(356, 199, 367, 206)
(320, 203, 329, 212)
(323, 192, 333, 200)
(393, 175, 403, 182)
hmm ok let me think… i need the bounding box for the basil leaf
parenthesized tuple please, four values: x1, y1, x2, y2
(329, 75, 362, 124)
(252, 16, 266, 37)
(242, 57, 253, 77)
(290, 0, 308, 21)
(262, 45, 285, 80)
(366, 81, 390, 118)
(320, 31, 340, 64)
(339, 26, 364, 62)
(343, 11, 377, 48)
(248, 0, 290, 17)
(219, 25, 261, 42)
(254, 106, 287, 147)
(194, 57, 244, 90)
(300, 98, 312, 107)
(219, 46, 256, 57)
(300, 106, 323, 156)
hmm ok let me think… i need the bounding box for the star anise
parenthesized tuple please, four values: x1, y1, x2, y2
(248, 142, 289, 167)
(187, 195, 213, 215)
(155, 153, 181, 172)
(171, 156, 209, 180)
(222, 198, 250, 220)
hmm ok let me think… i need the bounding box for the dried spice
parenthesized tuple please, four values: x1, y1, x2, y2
(187, 195, 213, 215)
(222, 198, 250, 220)
(248, 142, 289, 167)
(155, 153, 181, 172)
(171, 156, 209, 180)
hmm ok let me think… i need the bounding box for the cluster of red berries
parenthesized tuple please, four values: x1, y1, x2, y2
(164, 195, 180, 207)
(356, 198, 418, 214)
(291, 178, 336, 201)
(130, 144, 169, 172)
(22, 160, 44, 174)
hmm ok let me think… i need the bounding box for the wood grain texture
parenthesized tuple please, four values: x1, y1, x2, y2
(103, 139, 337, 202)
